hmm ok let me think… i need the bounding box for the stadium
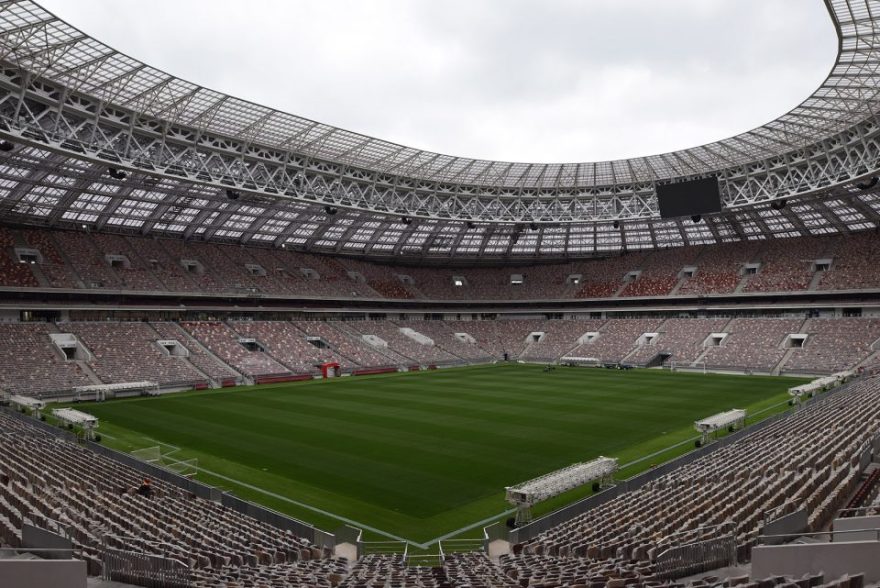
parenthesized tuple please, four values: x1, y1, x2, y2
(2, 0, 880, 586)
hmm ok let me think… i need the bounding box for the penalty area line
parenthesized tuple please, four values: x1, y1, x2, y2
(193, 465, 411, 544)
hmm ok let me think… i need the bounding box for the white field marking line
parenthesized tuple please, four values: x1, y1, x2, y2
(193, 465, 410, 544)
(130, 396, 797, 549)
(422, 397, 799, 547)
(423, 509, 517, 548)
(140, 437, 510, 547)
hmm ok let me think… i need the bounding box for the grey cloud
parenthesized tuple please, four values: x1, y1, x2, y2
(40, 0, 835, 162)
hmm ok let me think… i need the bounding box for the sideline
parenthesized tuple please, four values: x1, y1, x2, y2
(194, 465, 412, 544)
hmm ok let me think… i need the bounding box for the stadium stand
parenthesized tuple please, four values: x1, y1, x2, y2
(191, 559, 350, 588)
(337, 257, 421, 299)
(701, 318, 804, 372)
(2, 316, 880, 398)
(229, 320, 344, 374)
(159, 240, 234, 294)
(10, 226, 880, 299)
(625, 318, 730, 367)
(572, 254, 638, 299)
(62, 322, 204, 387)
(88, 233, 166, 291)
(0, 411, 329, 575)
(345, 320, 458, 364)
(0, 226, 38, 287)
(180, 321, 290, 378)
(504, 377, 880, 583)
(186, 242, 263, 294)
(619, 247, 702, 298)
(0, 322, 93, 397)
(21, 229, 81, 289)
(402, 320, 495, 362)
(5, 0, 880, 584)
(520, 319, 607, 362)
(568, 318, 665, 363)
(51, 231, 125, 290)
(744, 237, 829, 293)
(292, 321, 399, 369)
(150, 322, 241, 383)
(122, 237, 202, 293)
(818, 232, 880, 292)
(782, 318, 880, 374)
(677, 242, 762, 296)
(1, 375, 878, 587)
(460, 319, 547, 359)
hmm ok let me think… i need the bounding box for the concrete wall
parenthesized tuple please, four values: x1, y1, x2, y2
(833, 516, 880, 542)
(21, 524, 72, 559)
(762, 509, 808, 545)
(0, 559, 86, 588)
(752, 541, 880, 582)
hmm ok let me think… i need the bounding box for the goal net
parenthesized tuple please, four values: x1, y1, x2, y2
(131, 446, 161, 463)
(165, 457, 199, 479)
(131, 445, 199, 479)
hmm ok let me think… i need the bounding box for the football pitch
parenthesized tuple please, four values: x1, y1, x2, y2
(76, 364, 808, 544)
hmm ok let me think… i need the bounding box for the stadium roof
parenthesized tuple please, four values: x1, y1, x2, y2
(0, 0, 879, 258)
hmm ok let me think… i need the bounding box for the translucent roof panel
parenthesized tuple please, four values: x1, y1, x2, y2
(0, 0, 877, 190)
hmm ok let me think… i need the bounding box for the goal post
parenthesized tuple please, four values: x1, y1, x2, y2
(165, 457, 199, 479)
(131, 446, 162, 463)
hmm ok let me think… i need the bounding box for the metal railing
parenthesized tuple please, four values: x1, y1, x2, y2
(757, 526, 880, 545)
(102, 548, 191, 588)
(655, 534, 736, 580)
(438, 538, 485, 557)
(838, 505, 880, 518)
(0, 546, 85, 560)
(360, 540, 408, 556)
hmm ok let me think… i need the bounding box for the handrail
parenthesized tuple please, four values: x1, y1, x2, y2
(757, 526, 880, 544)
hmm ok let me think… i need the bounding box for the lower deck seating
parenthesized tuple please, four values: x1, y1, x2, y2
(625, 318, 729, 367)
(150, 322, 241, 381)
(63, 321, 204, 386)
(506, 377, 880, 585)
(520, 319, 606, 361)
(568, 318, 664, 363)
(292, 321, 399, 369)
(229, 321, 346, 374)
(0, 411, 329, 579)
(3, 374, 877, 587)
(181, 321, 290, 377)
(701, 318, 804, 371)
(2, 317, 880, 397)
(0, 322, 93, 397)
(344, 320, 456, 364)
(783, 318, 880, 374)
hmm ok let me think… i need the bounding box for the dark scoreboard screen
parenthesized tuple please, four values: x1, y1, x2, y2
(656, 176, 722, 219)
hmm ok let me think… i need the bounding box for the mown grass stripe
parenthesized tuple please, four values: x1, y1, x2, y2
(76, 364, 807, 541)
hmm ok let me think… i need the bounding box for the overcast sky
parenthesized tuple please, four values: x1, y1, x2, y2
(39, 0, 835, 164)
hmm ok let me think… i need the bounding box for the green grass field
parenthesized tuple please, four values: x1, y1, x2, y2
(70, 364, 808, 544)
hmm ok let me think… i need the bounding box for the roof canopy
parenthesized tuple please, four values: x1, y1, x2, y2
(0, 1, 878, 258)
